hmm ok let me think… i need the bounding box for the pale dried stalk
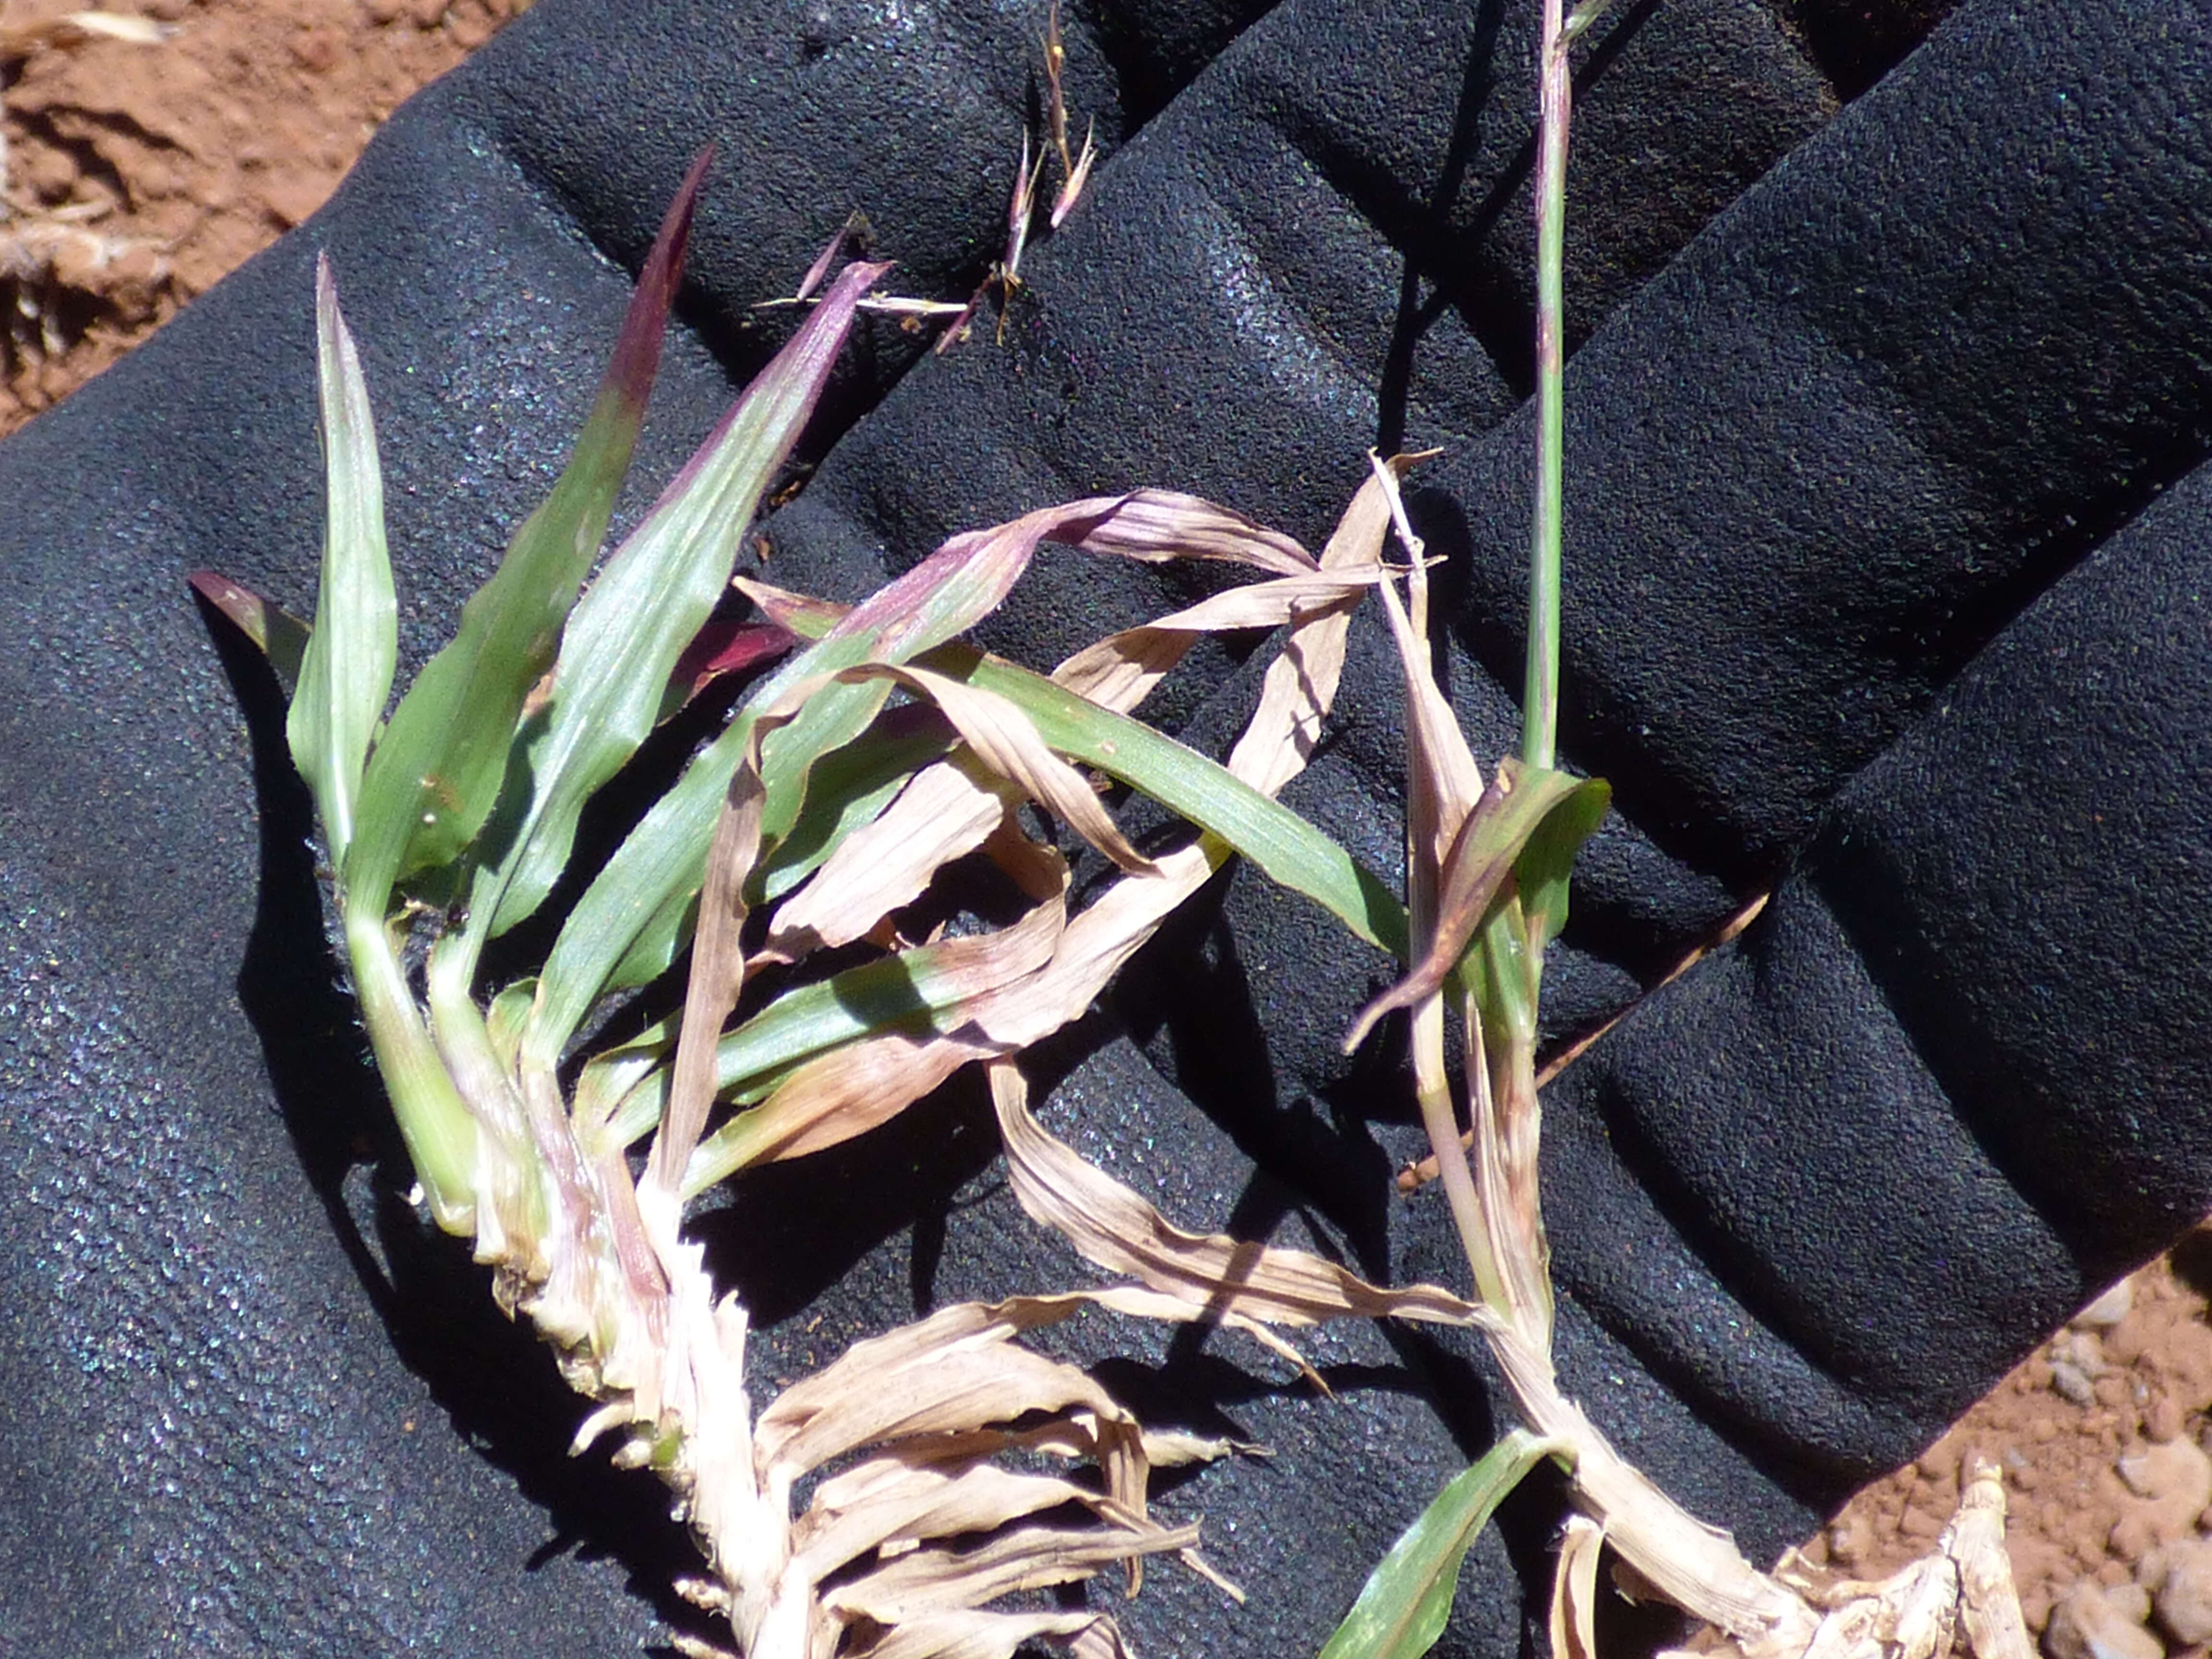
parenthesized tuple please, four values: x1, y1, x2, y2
(1360, 460, 2029, 1656)
(424, 974, 1210, 1659)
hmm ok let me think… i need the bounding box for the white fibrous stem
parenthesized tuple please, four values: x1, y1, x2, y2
(363, 967, 1193, 1659)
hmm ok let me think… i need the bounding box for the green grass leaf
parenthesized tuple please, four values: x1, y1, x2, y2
(1515, 775, 1610, 960)
(341, 150, 714, 915)
(1318, 1431, 1563, 1659)
(476, 256, 890, 1029)
(937, 645, 1410, 961)
(528, 625, 896, 1062)
(286, 255, 397, 873)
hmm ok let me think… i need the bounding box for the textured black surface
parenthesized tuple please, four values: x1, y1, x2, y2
(5, 0, 2212, 1654)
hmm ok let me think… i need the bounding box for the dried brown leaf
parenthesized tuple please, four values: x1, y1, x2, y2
(1372, 553, 1486, 946)
(750, 469, 1407, 1170)
(833, 660, 1154, 876)
(967, 841, 1220, 1049)
(763, 754, 1017, 963)
(978, 813, 1070, 902)
(1550, 1515, 1605, 1659)
(795, 1460, 1117, 1585)
(691, 480, 1364, 1195)
(1050, 567, 1384, 715)
(1062, 490, 1311, 576)
(761, 491, 1306, 676)
(826, 1521, 1201, 1624)
(814, 1413, 1240, 1480)
(1224, 460, 1405, 796)
(753, 1294, 1141, 1487)
(649, 756, 767, 1208)
(991, 1062, 1480, 1330)
(1343, 758, 1587, 1055)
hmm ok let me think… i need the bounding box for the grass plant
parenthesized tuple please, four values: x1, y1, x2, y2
(191, 6, 2050, 1657)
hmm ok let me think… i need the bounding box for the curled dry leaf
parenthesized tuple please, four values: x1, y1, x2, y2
(1369, 527, 1486, 941)
(760, 1333, 1143, 1505)
(1050, 566, 1388, 714)
(1549, 1515, 1606, 1659)
(825, 1523, 1201, 1626)
(794, 1460, 1124, 1586)
(648, 744, 768, 1208)
(991, 1062, 1480, 1334)
(663, 479, 1250, 1193)
(762, 754, 1014, 963)
(756, 1288, 1233, 1619)
(1227, 461, 1406, 795)
(833, 659, 1154, 876)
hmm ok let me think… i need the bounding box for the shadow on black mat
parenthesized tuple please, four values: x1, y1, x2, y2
(197, 592, 699, 1628)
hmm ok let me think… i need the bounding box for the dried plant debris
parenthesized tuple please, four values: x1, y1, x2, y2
(755, 2, 1101, 351)
(0, 12, 172, 387)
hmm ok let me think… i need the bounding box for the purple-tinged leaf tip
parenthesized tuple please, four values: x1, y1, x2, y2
(189, 569, 272, 650)
(189, 570, 312, 696)
(603, 144, 715, 422)
(793, 210, 865, 304)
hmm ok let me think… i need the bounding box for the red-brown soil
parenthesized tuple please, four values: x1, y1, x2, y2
(7, 5, 2205, 1654)
(1804, 1242, 2212, 1657)
(0, 0, 525, 432)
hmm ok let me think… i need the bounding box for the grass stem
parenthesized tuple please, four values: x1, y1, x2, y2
(1410, 997, 1510, 1315)
(1523, 0, 1572, 772)
(346, 912, 477, 1232)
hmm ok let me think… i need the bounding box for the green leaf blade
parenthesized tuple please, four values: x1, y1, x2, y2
(480, 256, 894, 960)
(342, 152, 713, 912)
(941, 646, 1410, 961)
(527, 624, 888, 1058)
(286, 255, 397, 874)
(1318, 1431, 1562, 1659)
(1515, 775, 1611, 960)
